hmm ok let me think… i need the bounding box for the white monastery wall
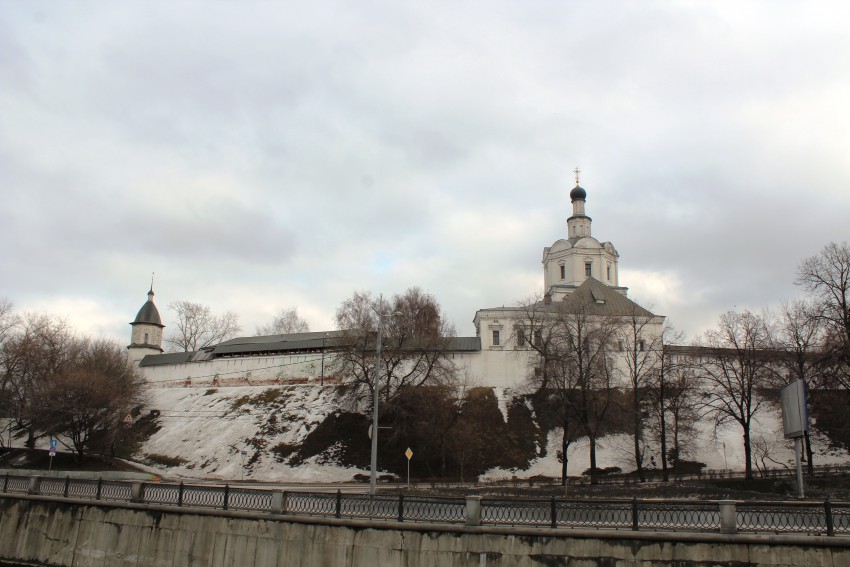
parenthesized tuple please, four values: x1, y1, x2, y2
(141, 352, 328, 387)
(132, 181, 662, 391)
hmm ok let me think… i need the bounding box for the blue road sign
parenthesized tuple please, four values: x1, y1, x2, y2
(50, 439, 57, 448)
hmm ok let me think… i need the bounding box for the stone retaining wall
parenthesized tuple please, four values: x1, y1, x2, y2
(1, 495, 849, 566)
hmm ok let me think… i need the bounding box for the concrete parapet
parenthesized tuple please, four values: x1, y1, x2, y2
(131, 481, 144, 503)
(2, 494, 850, 567)
(465, 495, 481, 526)
(271, 491, 287, 514)
(719, 500, 737, 534)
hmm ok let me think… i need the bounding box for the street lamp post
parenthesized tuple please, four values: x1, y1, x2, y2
(320, 333, 327, 386)
(369, 306, 386, 496)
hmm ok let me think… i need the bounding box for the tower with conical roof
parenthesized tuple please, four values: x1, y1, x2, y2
(541, 173, 625, 301)
(128, 284, 165, 365)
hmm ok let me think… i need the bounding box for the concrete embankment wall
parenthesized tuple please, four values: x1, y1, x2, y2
(1, 495, 849, 567)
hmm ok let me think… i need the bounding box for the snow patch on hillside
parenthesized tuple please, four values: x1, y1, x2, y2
(140, 386, 368, 482)
(136, 385, 850, 483)
(481, 403, 850, 482)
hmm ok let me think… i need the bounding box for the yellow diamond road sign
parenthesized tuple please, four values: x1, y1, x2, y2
(405, 448, 413, 460)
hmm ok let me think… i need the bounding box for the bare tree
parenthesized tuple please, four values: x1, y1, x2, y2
(0, 298, 19, 445)
(646, 323, 686, 481)
(165, 300, 241, 352)
(392, 369, 477, 478)
(752, 436, 787, 476)
(333, 288, 458, 416)
(656, 360, 701, 473)
(0, 313, 81, 447)
(0, 298, 16, 343)
(772, 299, 826, 475)
(517, 295, 583, 491)
(256, 307, 310, 336)
(30, 339, 147, 460)
(522, 295, 619, 486)
(617, 305, 664, 482)
(698, 310, 774, 480)
(797, 241, 850, 388)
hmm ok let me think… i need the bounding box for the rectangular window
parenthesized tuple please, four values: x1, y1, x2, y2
(607, 265, 611, 280)
(585, 262, 592, 277)
(617, 340, 624, 352)
(534, 329, 543, 347)
(639, 339, 646, 352)
(492, 330, 500, 346)
(559, 265, 565, 280)
(516, 327, 525, 347)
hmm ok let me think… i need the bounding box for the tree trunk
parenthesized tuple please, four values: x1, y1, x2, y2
(589, 436, 598, 485)
(561, 431, 569, 489)
(659, 392, 669, 482)
(439, 434, 446, 479)
(743, 428, 753, 480)
(633, 397, 645, 482)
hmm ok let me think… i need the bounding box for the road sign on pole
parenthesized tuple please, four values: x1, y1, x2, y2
(405, 448, 413, 488)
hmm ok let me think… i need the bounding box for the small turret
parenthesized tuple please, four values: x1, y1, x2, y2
(128, 279, 165, 365)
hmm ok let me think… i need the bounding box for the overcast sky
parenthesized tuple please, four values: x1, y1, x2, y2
(1, 1, 848, 345)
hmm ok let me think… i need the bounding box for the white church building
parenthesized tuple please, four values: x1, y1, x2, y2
(130, 182, 665, 389)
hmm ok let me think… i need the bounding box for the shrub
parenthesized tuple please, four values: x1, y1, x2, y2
(671, 460, 707, 474)
(581, 466, 622, 477)
(144, 453, 189, 468)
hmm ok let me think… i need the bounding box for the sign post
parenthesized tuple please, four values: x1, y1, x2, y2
(780, 380, 809, 498)
(405, 448, 413, 488)
(49, 438, 57, 471)
(240, 450, 247, 481)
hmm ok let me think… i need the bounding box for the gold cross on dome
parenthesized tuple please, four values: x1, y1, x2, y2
(573, 167, 581, 185)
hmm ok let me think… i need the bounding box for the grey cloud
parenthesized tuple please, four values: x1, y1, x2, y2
(1, 1, 849, 343)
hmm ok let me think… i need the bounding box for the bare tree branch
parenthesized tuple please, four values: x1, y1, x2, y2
(256, 307, 310, 336)
(164, 300, 241, 352)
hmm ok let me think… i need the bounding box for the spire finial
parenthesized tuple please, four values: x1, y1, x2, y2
(574, 167, 581, 186)
(148, 272, 155, 297)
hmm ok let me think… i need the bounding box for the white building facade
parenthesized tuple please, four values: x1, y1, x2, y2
(130, 182, 664, 389)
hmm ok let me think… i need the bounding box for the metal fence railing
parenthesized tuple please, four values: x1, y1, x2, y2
(481, 462, 850, 489)
(1, 473, 847, 536)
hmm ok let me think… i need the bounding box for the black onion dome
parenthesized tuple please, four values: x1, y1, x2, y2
(570, 185, 587, 201)
(133, 300, 163, 326)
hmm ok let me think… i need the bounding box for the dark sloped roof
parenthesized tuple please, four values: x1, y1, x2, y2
(211, 330, 349, 356)
(561, 277, 655, 317)
(210, 332, 480, 357)
(476, 278, 657, 319)
(139, 352, 195, 367)
(132, 300, 163, 326)
(212, 338, 338, 356)
(215, 330, 348, 347)
(140, 332, 480, 364)
(445, 337, 481, 351)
